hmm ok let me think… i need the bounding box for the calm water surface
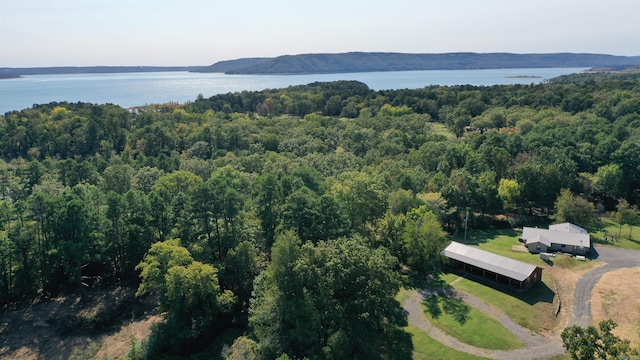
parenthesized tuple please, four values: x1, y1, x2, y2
(0, 68, 586, 114)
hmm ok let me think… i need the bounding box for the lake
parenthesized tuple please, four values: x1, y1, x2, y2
(0, 68, 586, 114)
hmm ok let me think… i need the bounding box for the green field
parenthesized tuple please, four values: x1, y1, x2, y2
(397, 288, 491, 359)
(591, 216, 640, 251)
(408, 323, 490, 360)
(440, 272, 558, 332)
(428, 122, 456, 140)
(422, 295, 523, 350)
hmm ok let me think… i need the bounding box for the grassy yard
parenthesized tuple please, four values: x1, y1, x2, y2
(440, 272, 558, 332)
(408, 323, 490, 360)
(591, 216, 640, 251)
(397, 288, 492, 360)
(422, 295, 523, 350)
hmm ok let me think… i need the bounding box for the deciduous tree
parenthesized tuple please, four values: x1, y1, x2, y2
(552, 189, 596, 229)
(402, 206, 448, 275)
(561, 319, 638, 360)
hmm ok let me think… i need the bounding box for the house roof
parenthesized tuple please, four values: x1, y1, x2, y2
(549, 222, 587, 234)
(521, 226, 590, 248)
(441, 241, 538, 282)
(527, 234, 551, 247)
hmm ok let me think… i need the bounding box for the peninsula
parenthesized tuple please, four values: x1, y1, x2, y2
(197, 52, 640, 75)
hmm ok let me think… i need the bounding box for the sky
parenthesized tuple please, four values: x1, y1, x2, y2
(1, 0, 639, 67)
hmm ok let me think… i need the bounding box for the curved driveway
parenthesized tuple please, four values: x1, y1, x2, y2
(404, 244, 640, 359)
(570, 245, 640, 328)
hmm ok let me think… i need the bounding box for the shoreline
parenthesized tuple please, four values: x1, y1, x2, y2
(505, 75, 542, 79)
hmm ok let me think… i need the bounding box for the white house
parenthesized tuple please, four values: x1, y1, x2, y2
(520, 222, 590, 255)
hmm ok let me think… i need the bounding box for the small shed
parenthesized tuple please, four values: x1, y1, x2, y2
(441, 241, 542, 290)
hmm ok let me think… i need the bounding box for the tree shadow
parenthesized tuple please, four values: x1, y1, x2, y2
(453, 228, 520, 245)
(423, 295, 442, 318)
(440, 296, 471, 325)
(383, 326, 414, 360)
(445, 269, 556, 306)
(422, 294, 471, 325)
(404, 270, 452, 291)
(517, 280, 556, 306)
(419, 274, 471, 326)
(626, 236, 640, 245)
(473, 275, 556, 306)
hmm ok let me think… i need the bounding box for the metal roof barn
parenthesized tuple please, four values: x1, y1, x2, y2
(441, 241, 537, 282)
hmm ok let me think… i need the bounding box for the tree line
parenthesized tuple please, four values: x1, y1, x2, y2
(0, 72, 639, 358)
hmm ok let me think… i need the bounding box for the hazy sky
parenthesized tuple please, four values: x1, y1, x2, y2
(1, 0, 639, 67)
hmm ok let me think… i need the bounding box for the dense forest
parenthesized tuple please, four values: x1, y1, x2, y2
(1, 72, 639, 359)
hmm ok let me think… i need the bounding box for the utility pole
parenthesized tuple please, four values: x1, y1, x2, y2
(464, 207, 470, 242)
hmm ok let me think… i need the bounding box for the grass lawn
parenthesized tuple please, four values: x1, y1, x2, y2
(440, 272, 558, 332)
(397, 288, 491, 359)
(396, 288, 492, 360)
(397, 287, 412, 306)
(591, 216, 640, 251)
(422, 295, 523, 350)
(407, 323, 490, 360)
(396, 288, 522, 360)
(428, 122, 456, 140)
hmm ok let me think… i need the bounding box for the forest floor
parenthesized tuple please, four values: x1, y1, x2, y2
(0, 286, 159, 360)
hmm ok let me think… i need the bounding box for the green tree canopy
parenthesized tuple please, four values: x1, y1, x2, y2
(498, 178, 520, 212)
(402, 205, 449, 275)
(593, 163, 625, 200)
(249, 233, 411, 359)
(552, 189, 596, 229)
(561, 319, 638, 360)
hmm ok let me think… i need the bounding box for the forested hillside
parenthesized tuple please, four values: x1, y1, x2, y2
(195, 52, 640, 74)
(1, 72, 639, 359)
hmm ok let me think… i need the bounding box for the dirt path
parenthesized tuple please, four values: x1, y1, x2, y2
(404, 244, 640, 359)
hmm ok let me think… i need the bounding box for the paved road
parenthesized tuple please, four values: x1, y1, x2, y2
(404, 244, 640, 359)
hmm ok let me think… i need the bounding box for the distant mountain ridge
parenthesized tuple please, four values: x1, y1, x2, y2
(196, 52, 640, 75)
(3, 53, 640, 77)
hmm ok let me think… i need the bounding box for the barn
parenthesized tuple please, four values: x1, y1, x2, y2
(441, 241, 543, 290)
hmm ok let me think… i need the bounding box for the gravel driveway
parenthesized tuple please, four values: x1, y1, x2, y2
(571, 245, 640, 327)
